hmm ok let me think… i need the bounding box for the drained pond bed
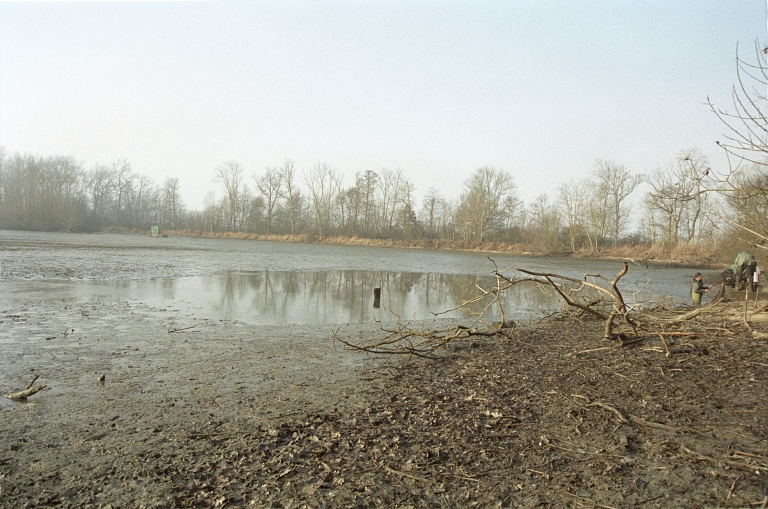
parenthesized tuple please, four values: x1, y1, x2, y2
(0, 300, 766, 508)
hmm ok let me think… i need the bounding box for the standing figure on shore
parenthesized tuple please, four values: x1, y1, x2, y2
(732, 251, 758, 291)
(691, 272, 710, 306)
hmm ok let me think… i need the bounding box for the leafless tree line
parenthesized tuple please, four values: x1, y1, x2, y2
(0, 147, 731, 251)
(0, 146, 752, 252)
(0, 153, 183, 232)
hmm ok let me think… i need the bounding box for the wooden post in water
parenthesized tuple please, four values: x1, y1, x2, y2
(373, 287, 381, 308)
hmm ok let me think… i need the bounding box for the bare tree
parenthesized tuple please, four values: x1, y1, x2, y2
(525, 193, 562, 251)
(213, 161, 246, 232)
(376, 168, 403, 234)
(203, 191, 220, 233)
(357, 170, 378, 234)
(343, 183, 362, 234)
(592, 160, 642, 247)
(643, 149, 710, 246)
(438, 199, 456, 240)
(708, 41, 767, 169)
(162, 177, 183, 228)
(331, 172, 347, 232)
(111, 159, 133, 228)
(41, 156, 86, 230)
(418, 187, 444, 239)
(722, 165, 768, 242)
(237, 185, 253, 232)
(455, 167, 517, 241)
(707, 41, 768, 249)
(129, 174, 154, 228)
(501, 194, 523, 231)
(255, 165, 284, 233)
(558, 179, 589, 252)
(87, 165, 114, 228)
(397, 178, 417, 236)
(279, 159, 303, 235)
(304, 162, 340, 238)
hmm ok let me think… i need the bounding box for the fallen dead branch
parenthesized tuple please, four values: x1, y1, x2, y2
(168, 312, 198, 333)
(587, 401, 631, 424)
(559, 490, 619, 509)
(514, 261, 644, 340)
(629, 415, 681, 432)
(332, 319, 497, 360)
(573, 394, 683, 431)
(4, 374, 47, 400)
(385, 465, 435, 483)
(338, 260, 765, 369)
(665, 307, 703, 324)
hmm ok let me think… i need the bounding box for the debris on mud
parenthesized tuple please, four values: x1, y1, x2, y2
(3, 374, 47, 400)
(0, 301, 766, 508)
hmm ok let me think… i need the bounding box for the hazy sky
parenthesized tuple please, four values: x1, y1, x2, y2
(0, 1, 765, 211)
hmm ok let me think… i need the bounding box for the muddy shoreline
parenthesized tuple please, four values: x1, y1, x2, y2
(1, 230, 765, 507)
(0, 297, 389, 507)
(1, 297, 767, 508)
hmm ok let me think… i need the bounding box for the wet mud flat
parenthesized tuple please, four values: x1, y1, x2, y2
(0, 299, 766, 508)
(0, 298, 384, 507)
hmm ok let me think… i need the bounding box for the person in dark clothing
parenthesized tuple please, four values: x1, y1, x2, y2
(733, 251, 758, 291)
(691, 272, 709, 306)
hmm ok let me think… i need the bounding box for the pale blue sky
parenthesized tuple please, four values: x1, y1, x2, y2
(0, 1, 765, 211)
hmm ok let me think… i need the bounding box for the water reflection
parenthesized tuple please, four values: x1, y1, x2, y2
(0, 268, 687, 326)
(175, 270, 586, 324)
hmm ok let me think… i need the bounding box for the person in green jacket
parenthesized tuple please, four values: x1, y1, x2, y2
(691, 273, 709, 306)
(733, 251, 758, 291)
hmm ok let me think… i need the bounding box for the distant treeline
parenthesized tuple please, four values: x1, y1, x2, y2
(0, 148, 764, 259)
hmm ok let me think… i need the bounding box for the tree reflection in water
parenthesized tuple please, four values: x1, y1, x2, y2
(0, 268, 658, 326)
(186, 270, 565, 325)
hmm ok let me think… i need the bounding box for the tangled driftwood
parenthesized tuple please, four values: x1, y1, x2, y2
(338, 260, 767, 364)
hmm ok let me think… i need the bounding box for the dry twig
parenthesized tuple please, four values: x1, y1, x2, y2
(4, 375, 47, 400)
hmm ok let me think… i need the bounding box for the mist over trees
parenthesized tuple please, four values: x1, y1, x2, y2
(0, 42, 764, 258)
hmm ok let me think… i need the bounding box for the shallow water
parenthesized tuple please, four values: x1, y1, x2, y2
(0, 230, 715, 325)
